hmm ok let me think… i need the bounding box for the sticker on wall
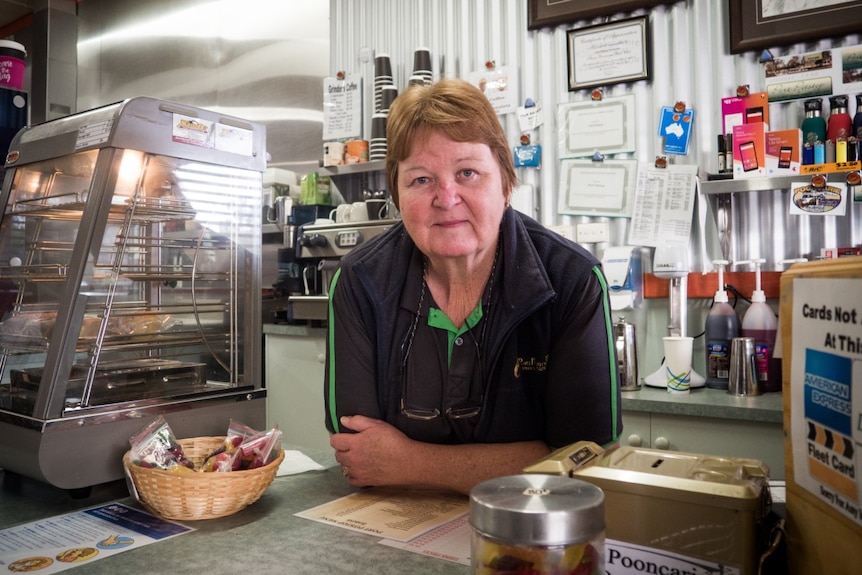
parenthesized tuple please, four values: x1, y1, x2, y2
(517, 98, 543, 132)
(790, 179, 848, 216)
(657, 104, 694, 155)
(469, 63, 517, 116)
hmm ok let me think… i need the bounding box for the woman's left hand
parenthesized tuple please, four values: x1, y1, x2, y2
(330, 415, 414, 487)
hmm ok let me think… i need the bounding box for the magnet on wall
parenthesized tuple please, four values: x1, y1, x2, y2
(514, 145, 541, 168)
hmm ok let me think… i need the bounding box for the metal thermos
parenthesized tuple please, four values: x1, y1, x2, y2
(614, 316, 640, 391)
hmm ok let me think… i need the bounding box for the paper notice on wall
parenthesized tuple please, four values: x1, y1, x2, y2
(627, 163, 698, 247)
(790, 277, 862, 528)
(323, 75, 362, 141)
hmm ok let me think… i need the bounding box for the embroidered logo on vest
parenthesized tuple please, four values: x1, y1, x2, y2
(513, 355, 548, 378)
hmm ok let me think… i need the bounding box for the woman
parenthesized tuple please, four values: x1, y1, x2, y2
(325, 78, 621, 494)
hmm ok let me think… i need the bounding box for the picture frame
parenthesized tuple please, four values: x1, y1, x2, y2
(556, 94, 637, 158)
(729, 0, 862, 54)
(527, 0, 667, 30)
(558, 158, 638, 218)
(566, 17, 650, 91)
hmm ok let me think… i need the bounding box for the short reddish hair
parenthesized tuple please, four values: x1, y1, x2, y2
(385, 78, 517, 208)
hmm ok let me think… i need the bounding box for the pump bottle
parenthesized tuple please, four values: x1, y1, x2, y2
(704, 260, 740, 389)
(738, 259, 782, 392)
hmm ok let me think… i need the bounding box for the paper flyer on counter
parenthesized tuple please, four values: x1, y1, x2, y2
(790, 278, 862, 527)
(0, 503, 193, 573)
(295, 487, 469, 543)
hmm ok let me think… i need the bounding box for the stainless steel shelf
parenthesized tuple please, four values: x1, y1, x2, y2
(701, 175, 800, 195)
(701, 169, 859, 195)
(319, 160, 385, 177)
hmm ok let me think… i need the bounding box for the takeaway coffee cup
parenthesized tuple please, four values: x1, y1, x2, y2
(0, 40, 26, 90)
(727, 337, 761, 396)
(663, 336, 693, 394)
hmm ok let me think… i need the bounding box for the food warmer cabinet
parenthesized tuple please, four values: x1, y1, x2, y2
(0, 97, 267, 491)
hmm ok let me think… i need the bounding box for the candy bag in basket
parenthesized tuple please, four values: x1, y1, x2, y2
(128, 415, 194, 472)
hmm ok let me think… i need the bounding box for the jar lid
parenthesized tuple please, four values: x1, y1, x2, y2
(470, 474, 604, 546)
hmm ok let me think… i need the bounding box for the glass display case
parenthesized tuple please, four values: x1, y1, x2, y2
(0, 97, 267, 491)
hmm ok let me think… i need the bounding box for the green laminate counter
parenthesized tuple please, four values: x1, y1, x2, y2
(620, 385, 784, 424)
(0, 446, 466, 575)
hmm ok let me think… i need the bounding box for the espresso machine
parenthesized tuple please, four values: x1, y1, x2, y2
(288, 216, 398, 322)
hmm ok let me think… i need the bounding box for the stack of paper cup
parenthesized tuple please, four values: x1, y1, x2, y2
(374, 53, 394, 114)
(412, 47, 432, 85)
(369, 113, 387, 160)
(380, 85, 398, 114)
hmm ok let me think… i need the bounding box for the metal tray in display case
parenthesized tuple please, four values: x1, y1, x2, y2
(0, 97, 267, 491)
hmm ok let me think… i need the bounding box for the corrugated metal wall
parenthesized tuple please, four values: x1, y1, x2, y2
(329, 0, 861, 270)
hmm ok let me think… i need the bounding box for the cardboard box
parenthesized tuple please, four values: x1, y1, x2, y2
(779, 258, 862, 575)
(733, 122, 767, 178)
(765, 128, 802, 176)
(722, 91, 770, 136)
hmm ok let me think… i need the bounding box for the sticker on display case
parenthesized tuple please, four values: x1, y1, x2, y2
(171, 113, 214, 148)
(75, 119, 114, 150)
(215, 122, 254, 156)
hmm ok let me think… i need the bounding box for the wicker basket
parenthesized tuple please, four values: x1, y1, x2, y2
(123, 436, 284, 520)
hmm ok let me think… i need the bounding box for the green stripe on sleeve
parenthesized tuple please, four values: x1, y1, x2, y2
(327, 268, 343, 433)
(592, 265, 620, 443)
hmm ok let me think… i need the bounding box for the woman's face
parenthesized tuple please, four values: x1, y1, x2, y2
(396, 130, 507, 264)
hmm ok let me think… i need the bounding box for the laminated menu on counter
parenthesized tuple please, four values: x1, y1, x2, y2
(295, 487, 469, 543)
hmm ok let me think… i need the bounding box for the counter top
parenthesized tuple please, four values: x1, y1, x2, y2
(263, 323, 327, 337)
(0, 448, 464, 575)
(621, 385, 784, 424)
(261, 323, 785, 426)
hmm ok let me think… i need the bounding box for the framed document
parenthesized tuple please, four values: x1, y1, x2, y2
(528, 0, 669, 30)
(729, 0, 862, 54)
(566, 16, 650, 91)
(558, 158, 637, 218)
(556, 94, 636, 158)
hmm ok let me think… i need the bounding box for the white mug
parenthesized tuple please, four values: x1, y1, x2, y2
(349, 201, 369, 222)
(331, 204, 351, 223)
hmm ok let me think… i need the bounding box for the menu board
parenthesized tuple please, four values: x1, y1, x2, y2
(323, 75, 362, 141)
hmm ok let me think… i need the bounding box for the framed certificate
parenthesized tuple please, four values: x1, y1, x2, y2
(558, 158, 637, 217)
(566, 16, 650, 91)
(556, 94, 636, 158)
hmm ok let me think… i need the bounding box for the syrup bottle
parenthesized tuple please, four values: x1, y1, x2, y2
(704, 260, 740, 390)
(739, 259, 781, 392)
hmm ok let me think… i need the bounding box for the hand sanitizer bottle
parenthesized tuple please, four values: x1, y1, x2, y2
(705, 260, 740, 389)
(738, 259, 781, 392)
